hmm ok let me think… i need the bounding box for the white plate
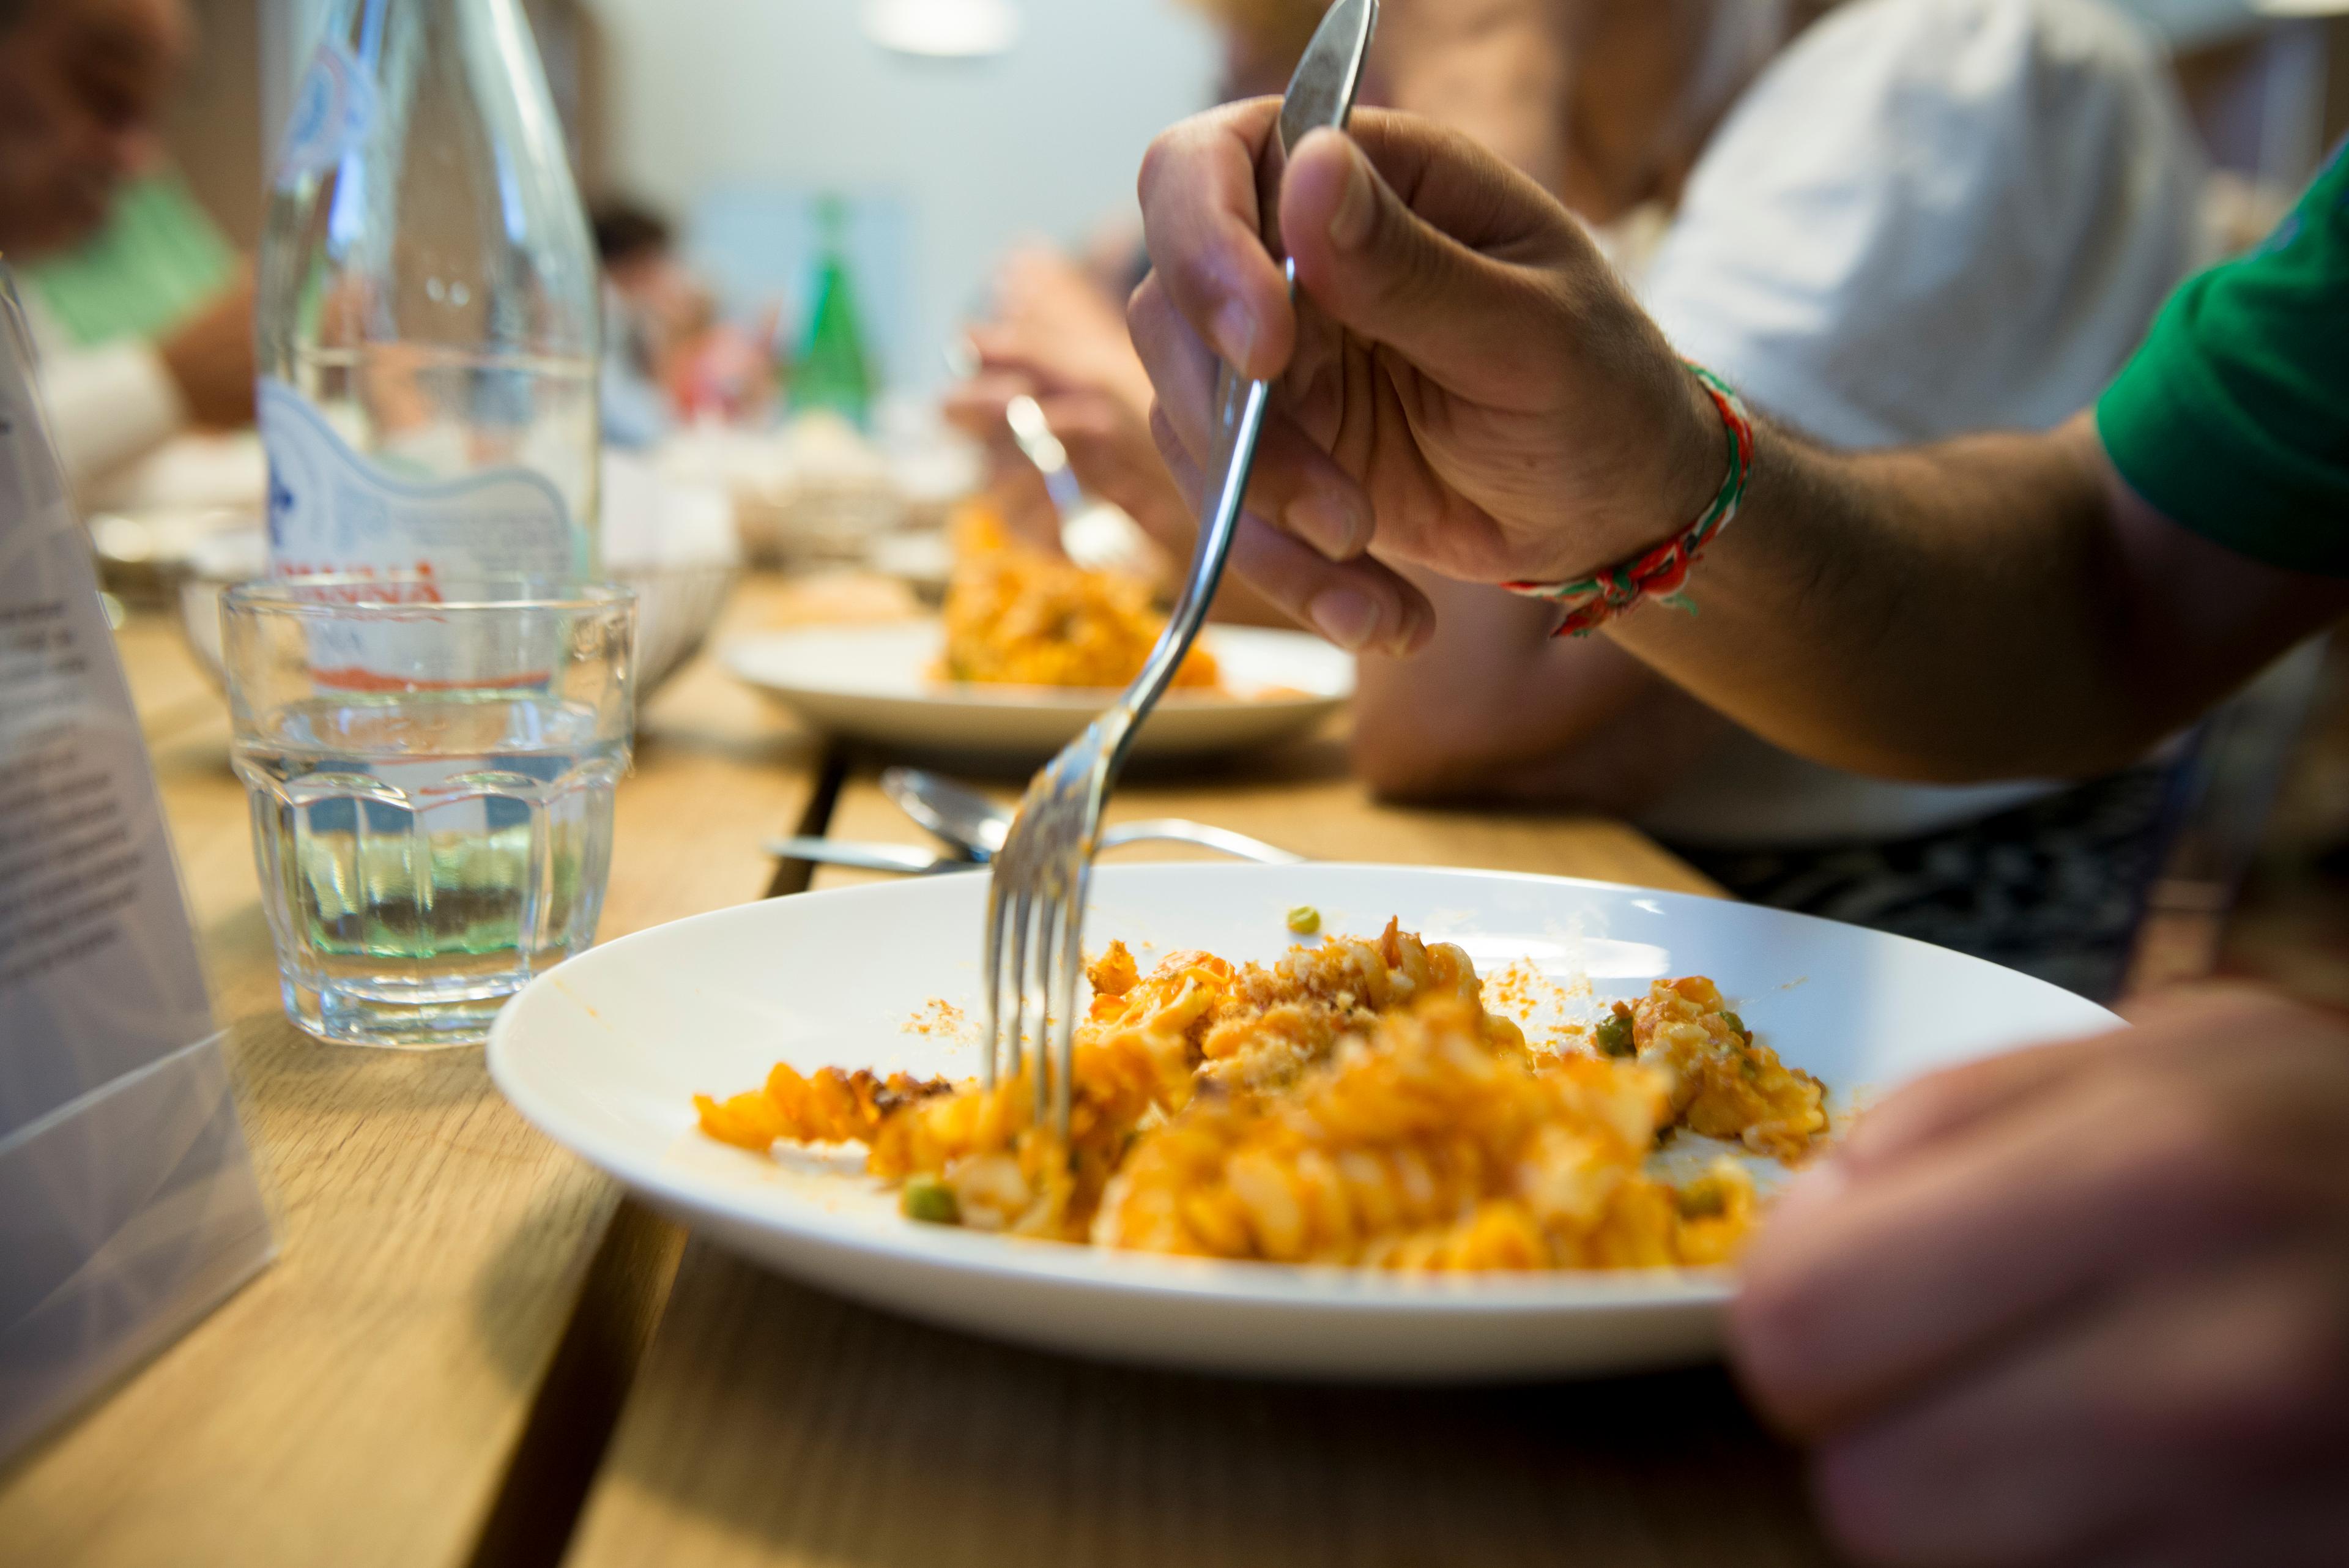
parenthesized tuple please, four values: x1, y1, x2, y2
(174, 530, 737, 700)
(721, 620, 1352, 760)
(490, 863, 2120, 1382)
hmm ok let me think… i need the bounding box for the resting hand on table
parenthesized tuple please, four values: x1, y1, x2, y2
(1129, 99, 1721, 654)
(1731, 987, 2349, 1567)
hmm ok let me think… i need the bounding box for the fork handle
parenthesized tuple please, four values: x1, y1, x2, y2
(1107, 267, 1293, 775)
(1099, 820, 1305, 863)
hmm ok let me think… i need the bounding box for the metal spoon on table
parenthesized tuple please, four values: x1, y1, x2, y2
(762, 837, 979, 877)
(763, 771, 1305, 876)
(882, 766, 1304, 864)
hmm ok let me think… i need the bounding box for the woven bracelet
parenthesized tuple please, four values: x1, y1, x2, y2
(1501, 364, 1755, 638)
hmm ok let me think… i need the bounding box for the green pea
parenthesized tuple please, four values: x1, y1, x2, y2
(901, 1175, 960, 1225)
(1286, 905, 1322, 936)
(1677, 1183, 1727, 1219)
(1595, 1008, 1636, 1058)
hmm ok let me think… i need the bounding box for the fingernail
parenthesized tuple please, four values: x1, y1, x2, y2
(1387, 600, 1430, 658)
(1212, 300, 1258, 373)
(1327, 143, 1376, 251)
(1307, 587, 1383, 652)
(1284, 492, 1364, 559)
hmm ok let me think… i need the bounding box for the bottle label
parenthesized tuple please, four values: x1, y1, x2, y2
(276, 37, 375, 189)
(259, 377, 581, 582)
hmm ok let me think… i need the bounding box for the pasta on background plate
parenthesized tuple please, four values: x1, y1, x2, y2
(937, 505, 1220, 691)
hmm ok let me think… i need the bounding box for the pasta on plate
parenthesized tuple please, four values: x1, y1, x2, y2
(695, 922, 1828, 1271)
(937, 505, 1220, 691)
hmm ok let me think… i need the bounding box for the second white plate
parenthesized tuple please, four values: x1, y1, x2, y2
(721, 619, 1353, 760)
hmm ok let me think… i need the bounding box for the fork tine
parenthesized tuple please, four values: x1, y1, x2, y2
(1050, 861, 1087, 1139)
(1006, 885, 1034, 1088)
(1030, 886, 1061, 1131)
(981, 871, 1008, 1090)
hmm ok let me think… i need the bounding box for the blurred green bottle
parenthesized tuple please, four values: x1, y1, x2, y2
(790, 195, 876, 426)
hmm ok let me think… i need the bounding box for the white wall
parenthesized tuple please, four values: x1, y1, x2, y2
(584, 0, 1220, 392)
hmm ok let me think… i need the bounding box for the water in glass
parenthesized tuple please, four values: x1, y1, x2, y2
(235, 691, 623, 1047)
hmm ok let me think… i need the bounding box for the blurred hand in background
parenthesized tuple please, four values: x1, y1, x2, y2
(156, 266, 254, 429)
(943, 243, 1160, 554)
(943, 243, 1292, 623)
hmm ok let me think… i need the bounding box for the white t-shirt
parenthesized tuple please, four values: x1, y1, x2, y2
(18, 287, 188, 497)
(1628, 0, 2202, 847)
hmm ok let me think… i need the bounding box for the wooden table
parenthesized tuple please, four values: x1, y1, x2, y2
(0, 582, 823, 1568)
(807, 734, 1729, 890)
(1, 577, 1831, 1567)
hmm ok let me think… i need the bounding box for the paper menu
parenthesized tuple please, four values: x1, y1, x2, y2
(0, 269, 273, 1458)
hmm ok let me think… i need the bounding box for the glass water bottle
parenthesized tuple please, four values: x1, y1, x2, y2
(256, 0, 600, 582)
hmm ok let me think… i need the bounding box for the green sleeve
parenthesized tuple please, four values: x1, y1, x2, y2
(2096, 147, 2349, 577)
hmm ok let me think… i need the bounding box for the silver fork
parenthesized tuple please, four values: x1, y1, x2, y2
(979, 0, 1378, 1136)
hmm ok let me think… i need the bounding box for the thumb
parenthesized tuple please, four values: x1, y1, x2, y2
(1280, 128, 1561, 397)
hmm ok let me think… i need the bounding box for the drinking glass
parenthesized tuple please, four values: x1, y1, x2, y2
(221, 578, 634, 1048)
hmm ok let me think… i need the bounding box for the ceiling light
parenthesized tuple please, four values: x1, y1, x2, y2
(861, 0, 1022, 59)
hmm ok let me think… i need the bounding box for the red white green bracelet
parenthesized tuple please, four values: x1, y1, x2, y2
(1502, 363, 1756, 637)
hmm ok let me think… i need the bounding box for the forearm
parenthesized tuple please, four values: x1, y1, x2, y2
(1126, 101, 2348, 752)
(1611, 414, 2346, 781)
(1354, 573, 1717, 808)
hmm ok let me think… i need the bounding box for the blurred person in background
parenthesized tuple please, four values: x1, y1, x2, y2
(1131, 95, 2349, 1565)
(593, 199, 685, 447)
(592, 197, 776, 439)
(0, 0, 257, 494)
(960, 0, 2205, 1000)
